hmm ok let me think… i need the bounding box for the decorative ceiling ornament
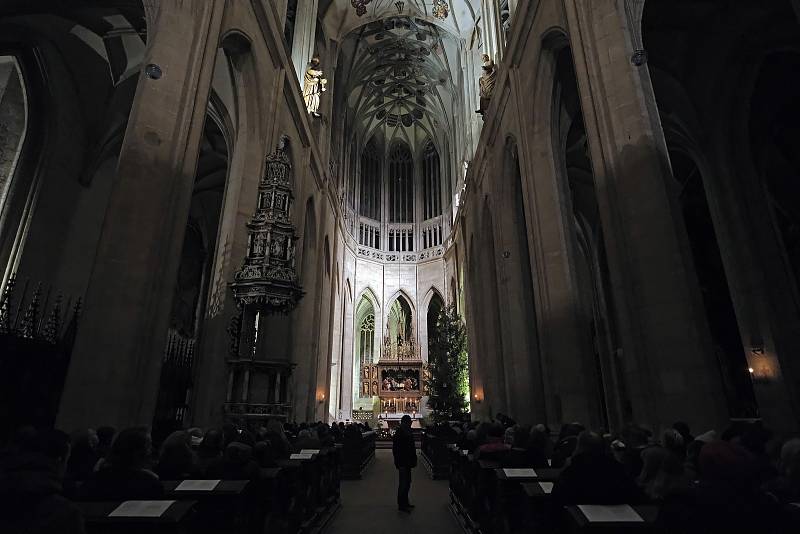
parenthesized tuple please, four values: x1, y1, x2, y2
(351, 0, 373, 17)
(432, 0, 449, 20)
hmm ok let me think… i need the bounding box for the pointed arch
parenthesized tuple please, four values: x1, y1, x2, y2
(354, 289, 379, 399)
(386, 290, 415, 346)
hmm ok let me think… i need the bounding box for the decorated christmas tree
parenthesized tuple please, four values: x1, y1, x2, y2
(425, 304, 469, 423)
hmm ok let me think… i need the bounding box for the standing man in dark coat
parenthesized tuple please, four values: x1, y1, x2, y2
(392, 414, 417, 512)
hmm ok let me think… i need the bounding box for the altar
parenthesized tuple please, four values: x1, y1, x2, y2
(371, 333, 426, 417)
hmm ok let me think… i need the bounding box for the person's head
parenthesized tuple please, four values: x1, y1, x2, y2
(19, 428, 72, 476)
(253, 441, 274, 467)
(199, 429, 223, 457)
(488, 422, 505, 439)
(574, 431, 605, 457)
(266, 419, 285, 435)
(108, 427, 152, 470)
(638, 446, 668, 485)
(698, 439, 756, 484)
(662, 429, 685, 458)
(159, 431, 195, 472)
(559, 422, 585, 440)
(779, 438, 800, 481)
(672, 421, 692, 442)
(96, 426, 115, 454)
(512, 426, 530, 448)
(528, 427, 548, 452)
(298, 429, 312, 439)
(401, 415, 412, 428)
(311, 56, 320, 66)
(225, 442, 253, 465)
(70, 428, 98, 455)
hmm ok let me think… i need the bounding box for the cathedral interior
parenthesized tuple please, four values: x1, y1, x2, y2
(2, 0, 800, 532)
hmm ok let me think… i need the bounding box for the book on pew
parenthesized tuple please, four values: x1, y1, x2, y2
(291, 453, 314, 460)
(502, 468, 537, 478)
(300, 449, 320, 454)
(109, 500, 176, 518)
(174, 479, 220, 491)
(538, 482, 554, 494)
(577, 504, 644, 523)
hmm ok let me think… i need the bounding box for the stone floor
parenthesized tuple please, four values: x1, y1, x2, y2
(326, 449, 461, 534)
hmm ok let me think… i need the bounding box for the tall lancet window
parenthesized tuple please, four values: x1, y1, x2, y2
(389, 142, 413, 223)
(355, 296, 377, 399)
(0, 56, 29, 223)
(360, 313, 375, 366)
(422, 140, 441, 220)
(359, 138, 382, 220)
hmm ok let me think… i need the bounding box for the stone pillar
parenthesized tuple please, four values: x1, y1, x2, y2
(562, 0, 728, 431)
(339, 281, 355, 418)
(56, 0, 225, 431)
(291, 0, 319, 84)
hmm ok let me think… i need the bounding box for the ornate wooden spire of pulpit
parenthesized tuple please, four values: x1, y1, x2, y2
(230, 135, 304, 312)
(225, 136, 304, 425)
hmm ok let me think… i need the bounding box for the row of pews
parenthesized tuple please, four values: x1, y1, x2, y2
(341, 430, 376, 479)
(74, 446, 342, 534)
(442, 444, 659, 534)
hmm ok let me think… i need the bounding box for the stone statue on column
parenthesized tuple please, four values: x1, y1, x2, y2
(303, 56, 327, 117)
(477, 54, 497, 116)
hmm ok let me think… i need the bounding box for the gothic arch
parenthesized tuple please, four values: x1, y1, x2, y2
(421, 286, 445, 315)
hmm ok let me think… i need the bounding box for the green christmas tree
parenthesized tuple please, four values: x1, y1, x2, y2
(425, 304, 469, 423)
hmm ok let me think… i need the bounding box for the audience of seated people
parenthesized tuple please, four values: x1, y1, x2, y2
(441, 415, 800, 532)
(0, 418, 373, 533)
(5, 412, 799, 532)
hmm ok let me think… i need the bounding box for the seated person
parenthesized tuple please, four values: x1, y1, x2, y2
(65, 429, 99, 482)
(0, 428, 86, 534)
(253, 440, 278, 468)
(205, 442, 259, 480)
(551, 422, 584, 468)
(502, 426, 532, 468)
(196, 429, 223, 476)
(551, 431, 643, 505)
(156, 430, 199, 480)
(293, 429, 322, 452)
(475, 423, 510, 461)
(764, 438, 800, 505)
(80, 427, 163, 500)
(658, 439, 781, 533)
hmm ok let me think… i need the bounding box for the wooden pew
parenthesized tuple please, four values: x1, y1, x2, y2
(161, 480, 250, 534)
(564, 504, 660, 533)
(341, 430, 375, 479)
(420, 432, 456, 479)
(490, 468, 562, 534)
(279, 448, 341, 534)
(77, 500, 196, 534)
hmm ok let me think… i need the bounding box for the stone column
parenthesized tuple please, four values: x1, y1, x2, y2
(339, 277, 355, 418)
(291, 0, 319, 84)
(562, 0, 728, 431)
(56, 0, 225, 431)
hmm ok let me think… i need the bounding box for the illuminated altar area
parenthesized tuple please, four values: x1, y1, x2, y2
(351, 292, 435, 426)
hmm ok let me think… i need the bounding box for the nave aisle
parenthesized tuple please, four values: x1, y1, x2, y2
(326, 449, 461, 534)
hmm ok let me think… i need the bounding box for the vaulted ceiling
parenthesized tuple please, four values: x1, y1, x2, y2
(329, 2, 483, 152)
(321, 0, 481, 41)
(336, 16, 462, 149)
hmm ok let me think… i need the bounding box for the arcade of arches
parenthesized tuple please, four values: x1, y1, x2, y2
(3, 0, 800, 445)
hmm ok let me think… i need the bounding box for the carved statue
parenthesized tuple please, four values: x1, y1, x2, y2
(477, 54, 497, 115)
(303, 56, 327, 117)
